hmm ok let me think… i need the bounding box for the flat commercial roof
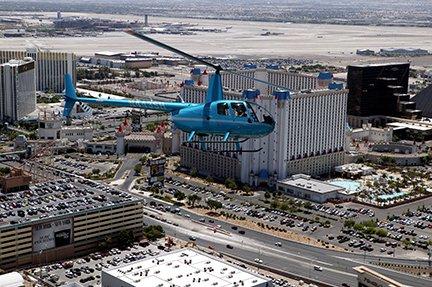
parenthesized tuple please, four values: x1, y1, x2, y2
(0, 177, 141, 229)
(348, 62, 409, 68)
(95, 51, 123, 57)
(354, 266, 406, 287)
(0, 271, 24, 287)
(387, 122, 432, 131)
(278, 174, 344, 194)
(102, 248, 270, 287)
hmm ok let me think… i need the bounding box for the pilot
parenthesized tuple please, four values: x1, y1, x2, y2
(217, 103, 229, 115)
(232, 103, 247, 117)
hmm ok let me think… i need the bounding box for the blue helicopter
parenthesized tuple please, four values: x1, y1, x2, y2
(63, 30, 289, 152)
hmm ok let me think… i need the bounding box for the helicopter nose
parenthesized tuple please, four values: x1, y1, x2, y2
(262, 115, 275, 135)
(263, 114, 275, 127)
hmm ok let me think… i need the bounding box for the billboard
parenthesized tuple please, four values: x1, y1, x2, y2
(148, 157, 166, 185)
(33, 218, 73, 252)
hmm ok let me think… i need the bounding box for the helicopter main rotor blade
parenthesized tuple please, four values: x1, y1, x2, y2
(226, 69, 291, 91)
(125, 29, 221, 71)
(125, 29, 291, 91)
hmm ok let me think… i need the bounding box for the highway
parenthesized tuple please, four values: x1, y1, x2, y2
(28, 159, 431, 287)
(143, 200, 431, 287)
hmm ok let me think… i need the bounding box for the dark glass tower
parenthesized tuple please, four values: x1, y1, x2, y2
(347, 63, 414, 117)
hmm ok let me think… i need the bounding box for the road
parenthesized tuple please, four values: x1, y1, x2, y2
(27, 159, 431, 286)
(112, 153, 142, 190)
(163, 174, 431, 260)
(142, 198, 432, 287)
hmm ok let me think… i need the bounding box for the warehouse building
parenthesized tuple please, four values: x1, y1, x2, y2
(276, 174, 353, 203)
(102, 248, 272, 287)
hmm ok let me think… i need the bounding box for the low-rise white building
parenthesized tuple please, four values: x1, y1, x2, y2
(102, 248, 272, 287)
(0, 271, 24, 287)
(276, 174, 353, 203)
(350, 124, 393, 143)
(334, 164, 374, 177)
(379, 48, 429, 57)
(38, 114, 93, 141)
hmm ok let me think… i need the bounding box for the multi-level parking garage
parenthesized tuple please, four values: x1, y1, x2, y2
(0, 178, 144, 270)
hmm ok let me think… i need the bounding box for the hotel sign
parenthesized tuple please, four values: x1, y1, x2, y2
(33, 218, 73, 252)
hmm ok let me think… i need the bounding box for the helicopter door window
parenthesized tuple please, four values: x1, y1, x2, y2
(217, 103, 229, 116)
(246, 102, 259, 122)
(231, 103, 247, 117)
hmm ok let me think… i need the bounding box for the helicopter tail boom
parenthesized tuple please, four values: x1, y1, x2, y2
(63, 74, 193, 117)
(74, 96, 190, 113)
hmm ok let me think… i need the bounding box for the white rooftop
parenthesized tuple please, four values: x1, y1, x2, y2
(102, 248, 270, 287)
(278, 174, 344, 194)
(95, 51, 123, 57)
(0, 271, 24, 287)
(387, 122, 432, 131)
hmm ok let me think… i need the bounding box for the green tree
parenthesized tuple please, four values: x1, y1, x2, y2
(242, 185, 251, 194)
(174, 190, 186, 201)
(344, 219, 356, 229)
(140, 155, 148, 164)
(143, 225, 165, 241)
(118, 229, 135, 248)
(207, 199, 222, 211)
(134, 163, 142, 175)
(375, 228, 388, 237)
(146, 122, 157, 132)
(98, 235, 113, 251)
(264, 191, 271, 199)
(303, 201, 312, 209)
(225, 178, 237, 190)
(402, 238, 411, 249)
(0, 166, 11, 176)
(149, 186, 159, 194)
(187, 194, 201, 207)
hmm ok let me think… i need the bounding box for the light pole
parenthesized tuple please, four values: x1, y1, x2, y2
(428, 247, 432, 266)
(428, 247, 431, 276)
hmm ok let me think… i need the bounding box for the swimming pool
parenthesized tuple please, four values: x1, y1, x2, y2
(377, 191, 407, 200)
(328, 179, 361, 192)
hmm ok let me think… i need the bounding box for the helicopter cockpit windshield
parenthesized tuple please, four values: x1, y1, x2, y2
(246, 102, 275, 125)
(231, 102, 247, 117)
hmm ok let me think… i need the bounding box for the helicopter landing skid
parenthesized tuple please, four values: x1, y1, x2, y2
(189, 138, 249, 144)
(217, 147, 263, 154)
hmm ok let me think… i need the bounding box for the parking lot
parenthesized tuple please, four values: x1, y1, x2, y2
(50, 154, 119, 179)
(137, 176, 432, 259)
(0, 177, 134, 226)
(28, 242, 167, 286)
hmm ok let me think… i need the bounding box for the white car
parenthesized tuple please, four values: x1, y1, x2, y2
(313, 265, 323, 271)
(254, 258, 263, 264)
